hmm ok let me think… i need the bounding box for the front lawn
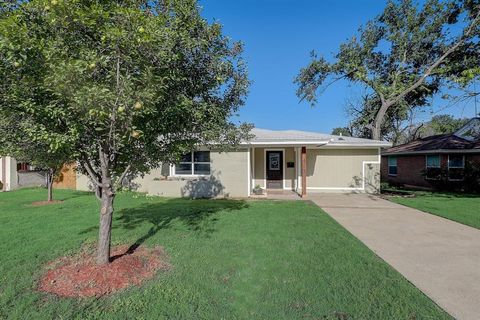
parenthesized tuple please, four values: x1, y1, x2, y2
(389, 191, 480, 229)
(0, 188, 449, 319)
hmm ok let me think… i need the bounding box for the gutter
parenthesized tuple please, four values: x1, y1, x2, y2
(382, 149, 480, 156)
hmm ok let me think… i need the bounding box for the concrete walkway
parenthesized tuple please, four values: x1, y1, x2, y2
(309, 193, 480, 320)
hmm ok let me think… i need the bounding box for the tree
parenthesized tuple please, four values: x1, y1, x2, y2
(428, 114, 469, 134)
(331, 127, 352, 136)
(0, 0, 250, 265)
(0, 113, 72, 202)
(296, 0, 480, 140)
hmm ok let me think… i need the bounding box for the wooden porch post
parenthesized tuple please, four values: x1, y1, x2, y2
(301, 146, 307, 198)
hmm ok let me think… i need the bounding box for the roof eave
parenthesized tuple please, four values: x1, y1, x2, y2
(382, 148, 480, 156)
(241, 140, 391, 147)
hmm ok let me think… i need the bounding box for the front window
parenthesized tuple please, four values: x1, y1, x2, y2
(448, 155, 464, 181)
(174, 151, 211, 176)
(425, 155, 441, 180)
(388, 156, 397, 176)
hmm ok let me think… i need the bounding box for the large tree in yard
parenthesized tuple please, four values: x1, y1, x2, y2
(296, 0, 479, 140)
(0, 0, 250, 264)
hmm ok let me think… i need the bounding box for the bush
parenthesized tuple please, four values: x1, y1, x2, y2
(420, 160, 480, 193)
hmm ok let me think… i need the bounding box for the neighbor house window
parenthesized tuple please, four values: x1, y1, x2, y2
(16, 162, 32, 171)
(174, 151, 211, 176)
(388, 156, 397, 176)
(448, 155, 465, 181)
(425, 155, 441, 180)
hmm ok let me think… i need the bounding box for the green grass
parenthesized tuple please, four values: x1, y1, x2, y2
(390, 191, 480, 229)
(0, 188, 450, 319)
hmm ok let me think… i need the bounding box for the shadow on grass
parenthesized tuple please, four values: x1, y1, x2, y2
(82, 198, 249, 258)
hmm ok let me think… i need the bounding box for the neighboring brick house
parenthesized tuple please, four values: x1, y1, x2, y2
(381, 118, 480, 190)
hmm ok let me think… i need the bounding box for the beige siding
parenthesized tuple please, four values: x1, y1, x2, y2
(306, 148, 379, 192)
(78, 150, 249, 198)
(253, 147, 265, 188)
(76, 171, 91, 192)
(284, 147, 295, 189)
(75, 147, 382, 196)
(136, 150, 248, 198)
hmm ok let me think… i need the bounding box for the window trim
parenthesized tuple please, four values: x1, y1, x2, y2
(425, 154, 441, 180)
(447, 155, 465, 169)
(171, 151, 211, 177)
(447, 155, 465, 181)
(387, 156, 397, 176)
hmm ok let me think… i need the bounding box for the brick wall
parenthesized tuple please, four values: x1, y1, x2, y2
(381, 153, 480, 189)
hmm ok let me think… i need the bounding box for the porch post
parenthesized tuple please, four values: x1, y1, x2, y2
(301, 146, 307, 198)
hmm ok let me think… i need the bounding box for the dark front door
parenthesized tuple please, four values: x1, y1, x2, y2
(266, 151, 283, 189)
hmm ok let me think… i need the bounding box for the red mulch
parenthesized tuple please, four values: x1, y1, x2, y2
(38, 245, 171, 298)
(30, 200, 63, 207)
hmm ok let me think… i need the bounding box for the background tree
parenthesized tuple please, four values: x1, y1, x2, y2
(427, 114, 470, 134)
(296, 0, 480, 140)
(331, 127, 352, 136)
(0, 0, 250, 265)
(0, 113, 72, 202)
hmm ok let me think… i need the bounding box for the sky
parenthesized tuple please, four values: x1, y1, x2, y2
(200, 0, 479, 133)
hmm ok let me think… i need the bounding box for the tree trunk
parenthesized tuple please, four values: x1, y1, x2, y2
(46, 169, 54, 202)
(372, 102, 390, 141)
(96, 179, 115, 265)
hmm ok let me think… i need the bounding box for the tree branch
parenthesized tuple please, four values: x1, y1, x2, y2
(115, 164, 131, 189)
(81, 154, 102, 187)
(386, 10, 480, 108)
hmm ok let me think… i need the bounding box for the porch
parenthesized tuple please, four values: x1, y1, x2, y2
(246, 143, 382, 197)
(263, 189, 302, 200)
(248, 146, 308, 198)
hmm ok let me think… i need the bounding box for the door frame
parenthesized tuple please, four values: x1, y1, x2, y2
(264, 148, 285, 189)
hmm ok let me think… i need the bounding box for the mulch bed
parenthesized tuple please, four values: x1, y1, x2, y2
(30, 200, 63, 207)
(38, 245, 171, 298)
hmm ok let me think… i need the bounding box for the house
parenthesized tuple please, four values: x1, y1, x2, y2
(76, 128, 391, 197)
(0, 157, 50, 191)
(0, 156, 17, 191)
(381, 117, 480, 190)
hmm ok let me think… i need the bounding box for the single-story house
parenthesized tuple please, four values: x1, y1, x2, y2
(76, 128, 391, 197)
(381, 117, 480, 189)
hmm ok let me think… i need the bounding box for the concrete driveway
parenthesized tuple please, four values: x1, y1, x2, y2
(308, 193, 480, 320)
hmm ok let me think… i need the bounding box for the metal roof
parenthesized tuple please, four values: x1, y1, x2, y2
(245, 128, 391, 147)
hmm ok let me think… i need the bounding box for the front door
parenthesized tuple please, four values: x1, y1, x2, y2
(266, 151, 283, 189)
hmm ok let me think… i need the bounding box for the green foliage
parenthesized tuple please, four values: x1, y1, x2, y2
(0, 0, 250, 184)
(0, 111, 72, 175)
(0, 188, 450, 319)
(331, 127, 352, 136)
(427, 114, 469, 135)
(296, 0, 479, 140)
(419, 159, 480, 194)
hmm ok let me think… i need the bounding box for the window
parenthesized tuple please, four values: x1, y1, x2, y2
(16, 162, 32, 171)
(174, 151, 211, 176)
(388, 156, 397, 176)
(425, 155, 441, 180)
(448, 155, 464, 181)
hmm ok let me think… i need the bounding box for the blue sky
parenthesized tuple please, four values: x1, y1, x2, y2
(201, 0, 478, 133)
